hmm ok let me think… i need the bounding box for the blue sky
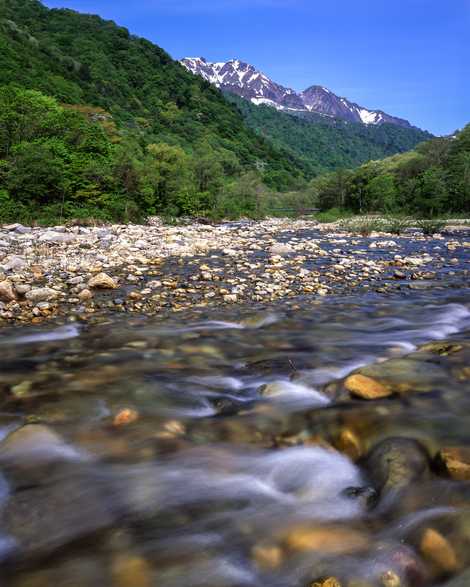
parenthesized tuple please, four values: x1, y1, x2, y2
(43, 0, 469, 135)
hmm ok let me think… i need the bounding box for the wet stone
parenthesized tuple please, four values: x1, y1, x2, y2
(436, 447, 470, 481)
(362, 437, 430, 496)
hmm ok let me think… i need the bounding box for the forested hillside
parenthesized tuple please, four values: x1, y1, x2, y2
(0, 0, 313, 221)
(226, 93, 432, 175)
(313, 125, 470, 216)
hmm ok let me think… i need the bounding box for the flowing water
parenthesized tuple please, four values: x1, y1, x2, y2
(1, 255, 470, 585)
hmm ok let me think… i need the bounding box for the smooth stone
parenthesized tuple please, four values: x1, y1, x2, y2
(0, 279, 16, 302)
(362, 437, 430, 495)
(356, 358, 448, 393)
(110, 554, 153, 587)
(436, 447, 470, 480)
(0, 425, 88, 489)
(38, 232, 75, 244)
(3, 256, 26, 272)
(25, 288, 58, 303)
(1, 474, 115, 564)
(88, 273, 118, 289)
(283, 525, 369, 554)
(345, 374, 392, 400)
(252, 544, 283, 570)
(420, 527, 459, 575)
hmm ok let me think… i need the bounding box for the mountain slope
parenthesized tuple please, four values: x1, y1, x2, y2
(0, 0, 307, 184)
(225, 94, 432, 174)
(181, 57, 413, 128)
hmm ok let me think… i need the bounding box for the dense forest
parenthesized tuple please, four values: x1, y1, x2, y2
(312, 125, 470, 216)
(0, 0, 467, 223)
(0, 0, 313, 222)
(226, 94, 432, 176)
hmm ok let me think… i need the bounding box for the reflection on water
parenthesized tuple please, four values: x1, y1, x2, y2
(1, 288, 470, 586)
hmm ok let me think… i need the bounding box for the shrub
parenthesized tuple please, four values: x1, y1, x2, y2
(416, 218, 447, 236)
(339, 217, 384, 236)
(383, 215, 411, 235)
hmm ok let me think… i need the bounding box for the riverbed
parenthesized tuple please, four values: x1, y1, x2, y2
(0, 223, 470, 586)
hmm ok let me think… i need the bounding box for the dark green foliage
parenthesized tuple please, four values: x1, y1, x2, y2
(316, 126, 470, 218)
(225, 93, 432, 175)
(0, 0, 308, 217)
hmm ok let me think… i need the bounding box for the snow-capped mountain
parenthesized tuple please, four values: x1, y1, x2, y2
(181, 57, 412, 128)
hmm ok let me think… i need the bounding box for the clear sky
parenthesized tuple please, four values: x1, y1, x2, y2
(43, 0, 469, 135)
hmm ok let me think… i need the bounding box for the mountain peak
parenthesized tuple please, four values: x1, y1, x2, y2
(181, 57, 412, 128)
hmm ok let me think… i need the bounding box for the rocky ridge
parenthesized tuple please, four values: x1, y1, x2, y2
(181, 57, 413, 128)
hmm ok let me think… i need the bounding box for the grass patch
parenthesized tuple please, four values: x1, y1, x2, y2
(315, 208, 354, 223)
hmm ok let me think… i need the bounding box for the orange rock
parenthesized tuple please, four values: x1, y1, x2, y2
(420, 528, 458, 574)
(284, 525, 369, 555)
(380, 571, 401, 587)
(113, 408, 139, 427)
(336, 429, 363, 460)
(252, 544, 283, 570)
(345, 374, 392, 400)
(311, 578, 342, 587)
(437, 447, 470, 480)
(111, 555, 152, 587)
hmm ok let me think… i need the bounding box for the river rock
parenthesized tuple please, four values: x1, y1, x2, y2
(0, 279, 16, 302)
(25, 288, 59, 303)
(436, 447, 470, 480)
(38, 231, 75, 244)
(1, 473, 115, 564)
(269, 243, 294, 255)
(352, 358, 448, 393)
(0, 424, 88, 489)
(420, 528, 459, 575)
(283, 525, 369, 554)
(345, 374, 392, 400)
(111, 554, 153, 587)
(88, 272, 118, 289)
(252, 544, 283, 570)
(3, 255, 26, 272)
(78, 288, 93, 302)
(362, 437, 430, 496)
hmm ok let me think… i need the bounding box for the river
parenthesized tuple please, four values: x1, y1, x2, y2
(0, 231, 470, 586)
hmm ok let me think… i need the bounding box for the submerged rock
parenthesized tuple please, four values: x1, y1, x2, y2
(283, 525, 369, 554)
(420, 527, 459, 575)
(0, 424, 89, 489)
(436, 447, 470, 481)
(362, 437, 430, 496)
(1, 474, 115, 564)
(345, 374, 392, 400)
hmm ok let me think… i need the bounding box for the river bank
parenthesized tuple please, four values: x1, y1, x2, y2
(0, 218, 469, 325)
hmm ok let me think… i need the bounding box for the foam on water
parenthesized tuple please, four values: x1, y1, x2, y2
(1, 324, 80, 346)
